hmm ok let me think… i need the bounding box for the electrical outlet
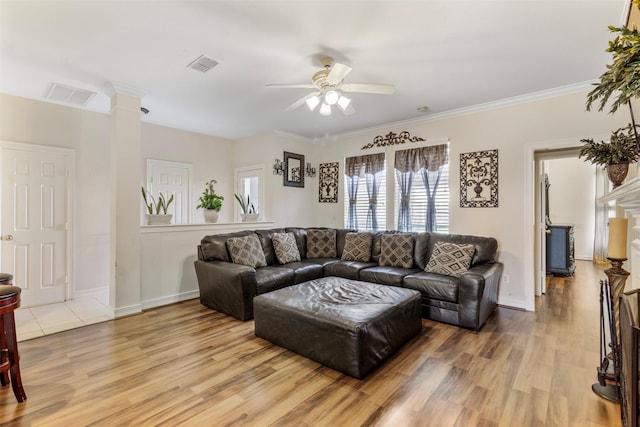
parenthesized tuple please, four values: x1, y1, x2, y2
(503, 274, 510, 284)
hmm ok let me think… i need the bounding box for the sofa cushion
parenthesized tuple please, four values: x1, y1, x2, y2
(273, 232, 301, 264)
(200, 230, 256, 262)
(284, 261, 324, 284)
(325, 261, 377, 280)
(226, 234, 267, 268)
(426, 233, 497, 267)
(255, 266, 294, 294)
(307, 229, 337, 258)
(359, 266, 421, 287)
(341, 232, 373, 262)
(414, 233, 431, 270)
(403, 271, 459, 303)
(304, 258, 341, 268)
(379, 234, 415, 268)
(424, 241, 475, 277)
(255, 228, 286, 265)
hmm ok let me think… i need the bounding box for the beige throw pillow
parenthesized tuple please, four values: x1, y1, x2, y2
(378, 234, 414, 268)
(341, 232, 373, 262)
(306, 229, 337, 258)
(272, 232, 301, 264)
(424, 241, 475, 277)
(226, 234, 267, 268)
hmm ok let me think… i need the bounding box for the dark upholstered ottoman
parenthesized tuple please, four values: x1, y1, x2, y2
(253, 276, 422, 378)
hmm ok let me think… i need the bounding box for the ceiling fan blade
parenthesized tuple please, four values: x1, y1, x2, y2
(342, 104, 356, 115)
(265, 84, 316, 89)
(341, 83, 395, 95)
(284, 92, 320, 111)
(326, 63, 352, 85)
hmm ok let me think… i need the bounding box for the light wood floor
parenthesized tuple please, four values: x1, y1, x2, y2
(0, 261, 622, 426)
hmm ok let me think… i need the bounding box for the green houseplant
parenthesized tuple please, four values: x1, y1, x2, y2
(234, 193, 259, 222)
(197, 179, 224, 223)
(141, 187, 175, 224)
(579, 124, 640, 187)
(586, 0, 640, 151)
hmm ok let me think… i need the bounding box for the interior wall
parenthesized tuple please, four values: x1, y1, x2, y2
(232, 131, 316, 227)
(0, 93, 111, 295)
(141, 124, 235, 223)
(545, 157, 596, 260)
(312, 90, 628, 309)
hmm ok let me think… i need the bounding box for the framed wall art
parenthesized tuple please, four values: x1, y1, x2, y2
(460, 149, 498, 208)
(318, 162, 339, 203)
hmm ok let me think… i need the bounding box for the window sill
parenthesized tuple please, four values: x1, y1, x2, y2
(140, 221, 275, 233)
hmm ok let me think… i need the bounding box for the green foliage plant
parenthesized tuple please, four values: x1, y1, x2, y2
(197, 179, 224, 211)
(141, 187, 175, 214)
(234, 193, 256, 214)
(579, 124, 640, 166)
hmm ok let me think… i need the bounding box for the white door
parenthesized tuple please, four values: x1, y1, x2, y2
(1, 146, 70, 307)
(147, 159, 192, 224)
(537, 162, 548, 295)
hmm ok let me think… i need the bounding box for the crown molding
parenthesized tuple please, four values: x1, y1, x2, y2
(332, 81, 596, 141)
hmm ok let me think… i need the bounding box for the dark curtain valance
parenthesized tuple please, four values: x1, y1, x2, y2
(345, 153, 385, 177)
(394, 144, 448, 173)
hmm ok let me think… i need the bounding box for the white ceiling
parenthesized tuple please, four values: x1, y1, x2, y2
(0, 1, 629, 141)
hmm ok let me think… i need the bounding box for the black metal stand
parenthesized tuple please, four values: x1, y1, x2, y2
(592, 259, 630, 404)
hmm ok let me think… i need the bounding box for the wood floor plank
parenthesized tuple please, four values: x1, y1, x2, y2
(0, 260, 623, 426)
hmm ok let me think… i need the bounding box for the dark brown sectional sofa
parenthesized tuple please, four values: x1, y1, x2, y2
(194, 227, 503, 331)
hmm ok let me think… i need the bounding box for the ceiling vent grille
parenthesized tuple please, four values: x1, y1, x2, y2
(45, 82, 96, 106)
(187, 54, 219, 73)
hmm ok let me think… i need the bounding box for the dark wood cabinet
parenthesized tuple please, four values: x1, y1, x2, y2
(546, 224, 575, 276)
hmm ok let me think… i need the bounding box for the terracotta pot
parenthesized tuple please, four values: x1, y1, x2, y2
(607, 162, 629, 189)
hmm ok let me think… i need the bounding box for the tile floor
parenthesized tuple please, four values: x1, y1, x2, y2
(14, 297, 114, 342)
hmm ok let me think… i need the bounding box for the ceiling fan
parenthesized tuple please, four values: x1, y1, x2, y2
(265, 56, 395, 116)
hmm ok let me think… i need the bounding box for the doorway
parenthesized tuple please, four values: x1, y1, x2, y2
(534, 148, 597, 297)
(0, 142, 74, 307)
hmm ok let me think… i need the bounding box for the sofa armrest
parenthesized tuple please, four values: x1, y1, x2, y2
(458, 262, 504, 331)
(194, 260, 258, 321)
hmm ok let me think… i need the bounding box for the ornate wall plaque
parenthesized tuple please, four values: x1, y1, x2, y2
(361, 131, 425, 150)
(460, 149, 498, 208)
(318, 162, 339, 203)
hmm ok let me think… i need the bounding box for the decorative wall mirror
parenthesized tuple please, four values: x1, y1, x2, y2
(284, 151, 305, 188)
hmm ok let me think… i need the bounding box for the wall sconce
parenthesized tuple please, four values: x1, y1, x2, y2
(273, 158, 285, 175)
(305, 162, 316, 177)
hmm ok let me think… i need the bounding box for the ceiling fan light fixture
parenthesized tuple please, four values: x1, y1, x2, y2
(337, 95, 351, 111)
(319, 102, 331, 116)
(306, 95, 320, 111)
(324, 90, 339, 105)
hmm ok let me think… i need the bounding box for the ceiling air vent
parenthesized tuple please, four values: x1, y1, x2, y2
(187, 54, 219, 73)
(45, 82, 96, 106)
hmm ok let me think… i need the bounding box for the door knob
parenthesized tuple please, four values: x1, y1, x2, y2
(1, 235, 13, 241)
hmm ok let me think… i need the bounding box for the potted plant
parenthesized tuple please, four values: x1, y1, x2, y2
(579, 124, 640, 188)
(234, 193, 259, 222)
(141, 187, 175, 225)
(586, 0, 640, 152)
(197, 179, 224, 223)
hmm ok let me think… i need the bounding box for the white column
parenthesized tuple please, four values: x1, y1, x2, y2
(108, 87, 142, 316)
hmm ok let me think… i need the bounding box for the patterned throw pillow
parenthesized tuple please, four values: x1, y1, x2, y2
(226, 234, 267, 268)
(341, 232, 373, 262)
(272, 232, 301, 264)
(424, 241, 476, 277)
(379, 234, 414, 268)
(306, 229, 337, 258)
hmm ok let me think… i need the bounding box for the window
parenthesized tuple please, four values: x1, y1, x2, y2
(394, 164, 449, 233)
(394, 144, 449, 233)
(343, 153, 386, 231)
(235, 164, 265, 221)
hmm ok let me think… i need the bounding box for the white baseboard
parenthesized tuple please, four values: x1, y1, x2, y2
(141, 290, 200, 311)
(73, 286, 109, 305)
(497, 296, 528, 311)
(114, 304, 143, 318)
